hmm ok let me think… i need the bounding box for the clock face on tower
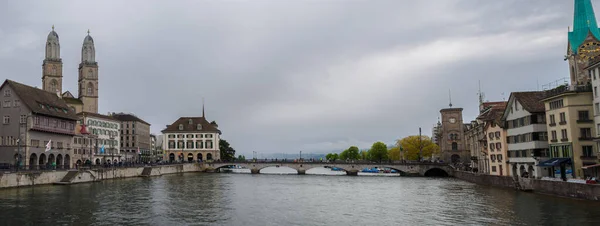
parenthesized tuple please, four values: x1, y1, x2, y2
(449, 118, 456, 124)
(579, 42, 600, 60)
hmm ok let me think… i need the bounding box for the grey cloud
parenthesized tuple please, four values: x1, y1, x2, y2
(0, 0, 579, 155)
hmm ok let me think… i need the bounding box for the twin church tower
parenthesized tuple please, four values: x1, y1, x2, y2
(42, 26, 98, 114)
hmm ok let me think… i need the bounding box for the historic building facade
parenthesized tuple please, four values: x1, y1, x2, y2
(502, 91, 549, 179)
(438, 107, 469, 164)
(162, 114, 221, 163)
(111, 113, 151, 163)
(543, 85, 597, 178)
(479, 104, 509, 177)
(0, 80, 78, 169)
(41, 27, 99, 114)
(78, 112, 121, 164)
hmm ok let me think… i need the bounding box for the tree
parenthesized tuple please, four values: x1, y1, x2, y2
(219, 139, 236, 162)
(339, 149, 349, 160)
(359, 150, 369, 160)
(388, 146, 401, 161)
(237, 155, 246, 161)
(368, 142, 389, 162)
(326, 153, 339, 161)
(397, 135, 440, 161)
(346, 146, 360, 160)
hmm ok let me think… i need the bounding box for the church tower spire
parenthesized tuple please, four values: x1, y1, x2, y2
(42, 25, 63, 93)
(78, 30, 99, 113)
(567, 0, 600, 85)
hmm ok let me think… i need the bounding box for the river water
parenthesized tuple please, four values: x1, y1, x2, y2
(1, 169, 600, 226)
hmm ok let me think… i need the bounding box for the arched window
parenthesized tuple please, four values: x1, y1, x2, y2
(52, 66, 57, 75)
(197, 124, 202, 130)
(188, 119, 193, 125)
(178, 124, 183, 130)
(88, 69, 93, 78)
(87, 82, 94, 95)
(452, 142, 458, 150)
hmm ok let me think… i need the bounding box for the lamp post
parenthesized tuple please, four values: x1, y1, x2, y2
(109, 133, 115, 167)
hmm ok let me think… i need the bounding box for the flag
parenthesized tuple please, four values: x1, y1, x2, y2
(101, 145, 105, 154)
(137, 147, 140, 154)
(45, 140, 51, 152)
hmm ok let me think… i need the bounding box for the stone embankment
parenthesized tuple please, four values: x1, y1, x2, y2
(0, 163, 202, 189)
(454, 171, 600, 201)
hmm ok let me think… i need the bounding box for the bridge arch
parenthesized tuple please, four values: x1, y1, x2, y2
(424, 167, 450, 177)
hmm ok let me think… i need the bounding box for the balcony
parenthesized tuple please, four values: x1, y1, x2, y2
(559, 121, 567, 125)
(550, 139, 558, 142)
(560, 138, 569, 142)
(579, 137, 594, 141)
(577, 119, 594, 124)
(549, 123, 556, 127)
(580, 156, 597, 160)
(544, 83, 592, 98)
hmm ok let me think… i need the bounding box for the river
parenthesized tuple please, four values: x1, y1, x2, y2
(1, 169, 600, 225)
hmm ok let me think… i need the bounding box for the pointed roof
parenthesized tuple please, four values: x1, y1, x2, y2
(569, 0, 600, 53)
(0, 79, 78, 120)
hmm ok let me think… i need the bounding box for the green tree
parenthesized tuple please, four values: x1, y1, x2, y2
(368, 142, 389, 162)
(359, 150, 369, 160)
(346, 146, 360, 160)
(397, 135, 440, 161)
(388, 146, 401, 160)
(339, 149, 349, 160)
(219, 139, 236, 161)
(237, 155, 246, 161)
(326, 153, 339, 161)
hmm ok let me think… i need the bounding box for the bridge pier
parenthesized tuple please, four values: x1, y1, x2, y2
(346, 170, 358, 176)
(250, 169, 260, 174)
(297, 169, 306, 175)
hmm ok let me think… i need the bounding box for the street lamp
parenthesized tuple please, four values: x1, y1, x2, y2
(109, 133, 115, 167)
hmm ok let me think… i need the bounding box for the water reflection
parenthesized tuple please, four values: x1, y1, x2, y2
(0, 172, 599, 225)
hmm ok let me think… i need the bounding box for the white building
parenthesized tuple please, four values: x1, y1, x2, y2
(162, 116, 221, 162)
(502, 91, 550, 179)
(77, 112, 120, 164)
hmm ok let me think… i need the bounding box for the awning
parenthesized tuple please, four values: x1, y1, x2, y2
(537, 158, 572, 167)
(582, 163, 600, 169)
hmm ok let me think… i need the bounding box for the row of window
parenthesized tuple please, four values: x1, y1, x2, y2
(38, 103, 70, 114)
(549, 145, 594, 158)
(488, 131, 501, 140)
(2, 100, 20, 108)
(489, 142, 502, 151)
(178, 123, 203, 130)
(86, 119, 119, 129)
(92, 128, 118, 137)
(490, 154, 503, 162)
(168, 140, 214, 149)
(549, 128, 591, 141)
(548, 99, 564, 110)
(507, 132, 548, 144)
(507, 149, 550, 158)
(4, 90, 11, 97)
(167, 134, 214, 139)
(506, 114, 545, 129)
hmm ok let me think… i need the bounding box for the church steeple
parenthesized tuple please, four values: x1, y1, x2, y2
(78, 29, 99, 113)
(42, 25, 63, 93)
(569, 0, 600, 54)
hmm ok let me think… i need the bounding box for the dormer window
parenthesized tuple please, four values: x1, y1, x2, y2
(197, 124, 202, 130)
(188, 119, 193, 125)
(178, 124, 183, 130)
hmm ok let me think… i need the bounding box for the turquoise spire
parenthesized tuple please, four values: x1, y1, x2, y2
(569, 0, 600, 54)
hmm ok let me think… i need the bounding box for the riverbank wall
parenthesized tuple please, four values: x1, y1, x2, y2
(454, 171, 600, 201)
(0, 163, 203, 189)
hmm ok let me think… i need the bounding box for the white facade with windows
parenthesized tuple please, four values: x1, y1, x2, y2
(161, 117, 222, 162)
(77, 113, 121, 163)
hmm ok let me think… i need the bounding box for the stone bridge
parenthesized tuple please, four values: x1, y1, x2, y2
(203, 161, 454, 176)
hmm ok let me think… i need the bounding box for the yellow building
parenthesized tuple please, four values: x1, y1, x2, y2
(479, 105, 510, 177)
(543, 85, 598, 178)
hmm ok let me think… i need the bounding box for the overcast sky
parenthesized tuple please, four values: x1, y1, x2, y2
(0, 0, 577, 155)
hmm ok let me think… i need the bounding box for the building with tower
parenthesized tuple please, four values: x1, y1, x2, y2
(438, 94, 470, 164)
(41, 27, 99, 114)
(42, 26, 63, 95)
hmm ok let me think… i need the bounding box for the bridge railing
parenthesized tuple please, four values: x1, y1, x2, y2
(209, 159, 448, 166)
